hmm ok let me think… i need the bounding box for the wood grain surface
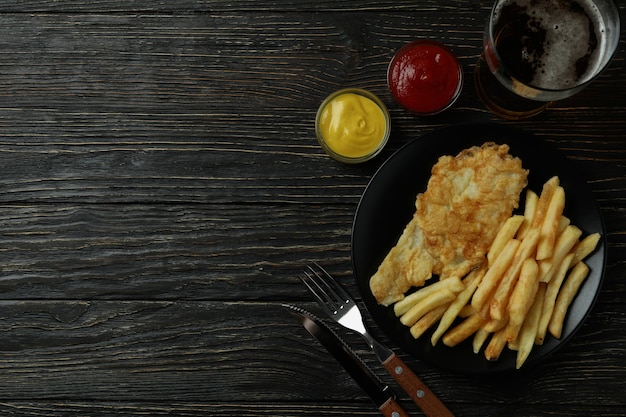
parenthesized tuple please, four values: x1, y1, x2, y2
(0, 1, 624, 416)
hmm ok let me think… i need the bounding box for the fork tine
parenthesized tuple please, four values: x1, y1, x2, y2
(302, 262, 356, 317)
(307, 265, 345, 308)
(300, 271, 337, 317)
(310, 262, 353, 303)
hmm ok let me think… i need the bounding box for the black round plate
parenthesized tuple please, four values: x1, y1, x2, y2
(351, 123, 606, 374)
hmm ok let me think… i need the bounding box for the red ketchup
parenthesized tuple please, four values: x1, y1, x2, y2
(388, 40, 463, 115)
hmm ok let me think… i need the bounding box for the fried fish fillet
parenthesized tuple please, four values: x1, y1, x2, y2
(370, 142, 528, 306)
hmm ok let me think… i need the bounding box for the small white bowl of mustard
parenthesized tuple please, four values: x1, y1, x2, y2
(315, 88, 391, 164)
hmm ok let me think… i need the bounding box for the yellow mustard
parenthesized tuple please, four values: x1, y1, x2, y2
(318, 92, 387, 159)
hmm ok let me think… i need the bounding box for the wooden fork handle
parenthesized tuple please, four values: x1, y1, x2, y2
(382, 353, 456, 417)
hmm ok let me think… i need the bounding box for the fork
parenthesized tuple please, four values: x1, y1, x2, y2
(302, 262, 456, 417)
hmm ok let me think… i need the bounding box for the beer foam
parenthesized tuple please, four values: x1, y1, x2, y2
(494, 0, 605, 89)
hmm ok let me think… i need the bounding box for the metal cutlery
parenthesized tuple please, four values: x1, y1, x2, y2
(301, 262, 456, 417)
(286, 304, 411, 417)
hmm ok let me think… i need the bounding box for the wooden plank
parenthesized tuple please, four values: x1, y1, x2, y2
(0, 0, 490, 13)
(0, 140, 623, 204)
(0, 203, 353, 299)
(0, 203, 623, 300)
(0, 402, 624, 417)
(0, 401, 623, 417)
(0, 300, 622, 404)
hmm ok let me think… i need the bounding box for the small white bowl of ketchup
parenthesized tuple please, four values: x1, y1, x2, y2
(388, 40, 463, 115)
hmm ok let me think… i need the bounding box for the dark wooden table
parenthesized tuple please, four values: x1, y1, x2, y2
(0, 1, 624, 416)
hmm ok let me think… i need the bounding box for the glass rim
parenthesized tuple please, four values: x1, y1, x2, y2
(485, 0, 621, 97)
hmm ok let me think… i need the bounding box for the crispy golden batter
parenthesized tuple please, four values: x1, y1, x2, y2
(370, 142, 528, 306)
(368, 214, 434, 306)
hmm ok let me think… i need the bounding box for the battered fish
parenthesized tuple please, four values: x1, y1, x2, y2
(370, 142, 528, 306)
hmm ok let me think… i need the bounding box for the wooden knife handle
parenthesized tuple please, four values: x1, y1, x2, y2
(382, 353, 456, 417)
(379, 397, 411, 417)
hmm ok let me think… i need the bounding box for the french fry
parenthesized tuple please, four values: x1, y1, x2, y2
(515, 283, 546, 369)
(472, 328, 490, 354)
(394, 276, 464, 316)
(536, 253, 574, 345)
(539, 225, 582, 283)
(472, 239, 520, 311)
(517, 189, 538, 239)
(504, 258, 539, 343)
(557, 215, 570, 236)
(431, 266, 485, 346)
(476, 290, 494, 320)
(410, 303, 450, 339)
(570, 233, 601, 266)
(549, 261, 590, 339)
(489, 228, 540, 321)
(400, 288, 457, 327)
(530, 176, 560, 231)
(483, 315, 508, 333)
(487, 215, 524, 266)
(442, 313, 486, 347)
(507, 329, 520, 351)
(537, 260, 552, 283)
(458, 304, 476, 318)
(484, 327, 508, 361)
(536, 186, 566, 260)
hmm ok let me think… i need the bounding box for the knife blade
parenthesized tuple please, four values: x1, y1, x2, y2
(285, 304, 411, 417)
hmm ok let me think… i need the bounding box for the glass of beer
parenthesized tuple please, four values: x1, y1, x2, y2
(475, 0, 620, 119)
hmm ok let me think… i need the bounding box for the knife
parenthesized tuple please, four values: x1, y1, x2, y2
(285, 305, 411, 417)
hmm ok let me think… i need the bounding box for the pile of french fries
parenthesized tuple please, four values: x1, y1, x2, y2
(393, 176, 601, 369)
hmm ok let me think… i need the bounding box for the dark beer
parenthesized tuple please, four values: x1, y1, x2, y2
(491, 0, 606, 91)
